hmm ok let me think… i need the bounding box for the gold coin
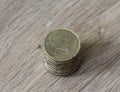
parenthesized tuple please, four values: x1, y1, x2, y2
(44, 29, 80, 61)
(45, 59, 80, 76)
(44, 28, 81, 76)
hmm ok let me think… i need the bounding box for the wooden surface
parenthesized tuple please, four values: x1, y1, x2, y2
(0, 0, 120, 92)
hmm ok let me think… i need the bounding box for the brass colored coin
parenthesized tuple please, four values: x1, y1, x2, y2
(45, 59, 80, 76)
(44, 29, 80, 61)
(46, 62, 75, 70)
(45, 56, 74, 64)
(44, 28, 81, 76)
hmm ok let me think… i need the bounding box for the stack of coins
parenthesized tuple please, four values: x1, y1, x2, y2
(44, 29, 81, 76)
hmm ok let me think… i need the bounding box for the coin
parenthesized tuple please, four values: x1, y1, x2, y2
(45, 58, 80, 76)
(44, 28, 81, 76)
(44, 29, 80, 61)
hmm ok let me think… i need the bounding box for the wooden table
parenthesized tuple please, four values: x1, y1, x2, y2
(0, 0, 120, 92)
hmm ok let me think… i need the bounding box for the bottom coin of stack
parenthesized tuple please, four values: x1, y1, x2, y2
(44, 29, 81, 76)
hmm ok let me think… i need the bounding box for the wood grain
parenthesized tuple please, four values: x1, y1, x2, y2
(0, 0, 120, 92)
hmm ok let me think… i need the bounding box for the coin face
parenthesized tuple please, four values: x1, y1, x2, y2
(44, 29, 80, 61)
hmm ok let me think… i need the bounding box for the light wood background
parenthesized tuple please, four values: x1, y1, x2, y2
(0, 0, 120, 92)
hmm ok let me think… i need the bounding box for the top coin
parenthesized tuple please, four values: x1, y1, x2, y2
(44, 29, 80, 61)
